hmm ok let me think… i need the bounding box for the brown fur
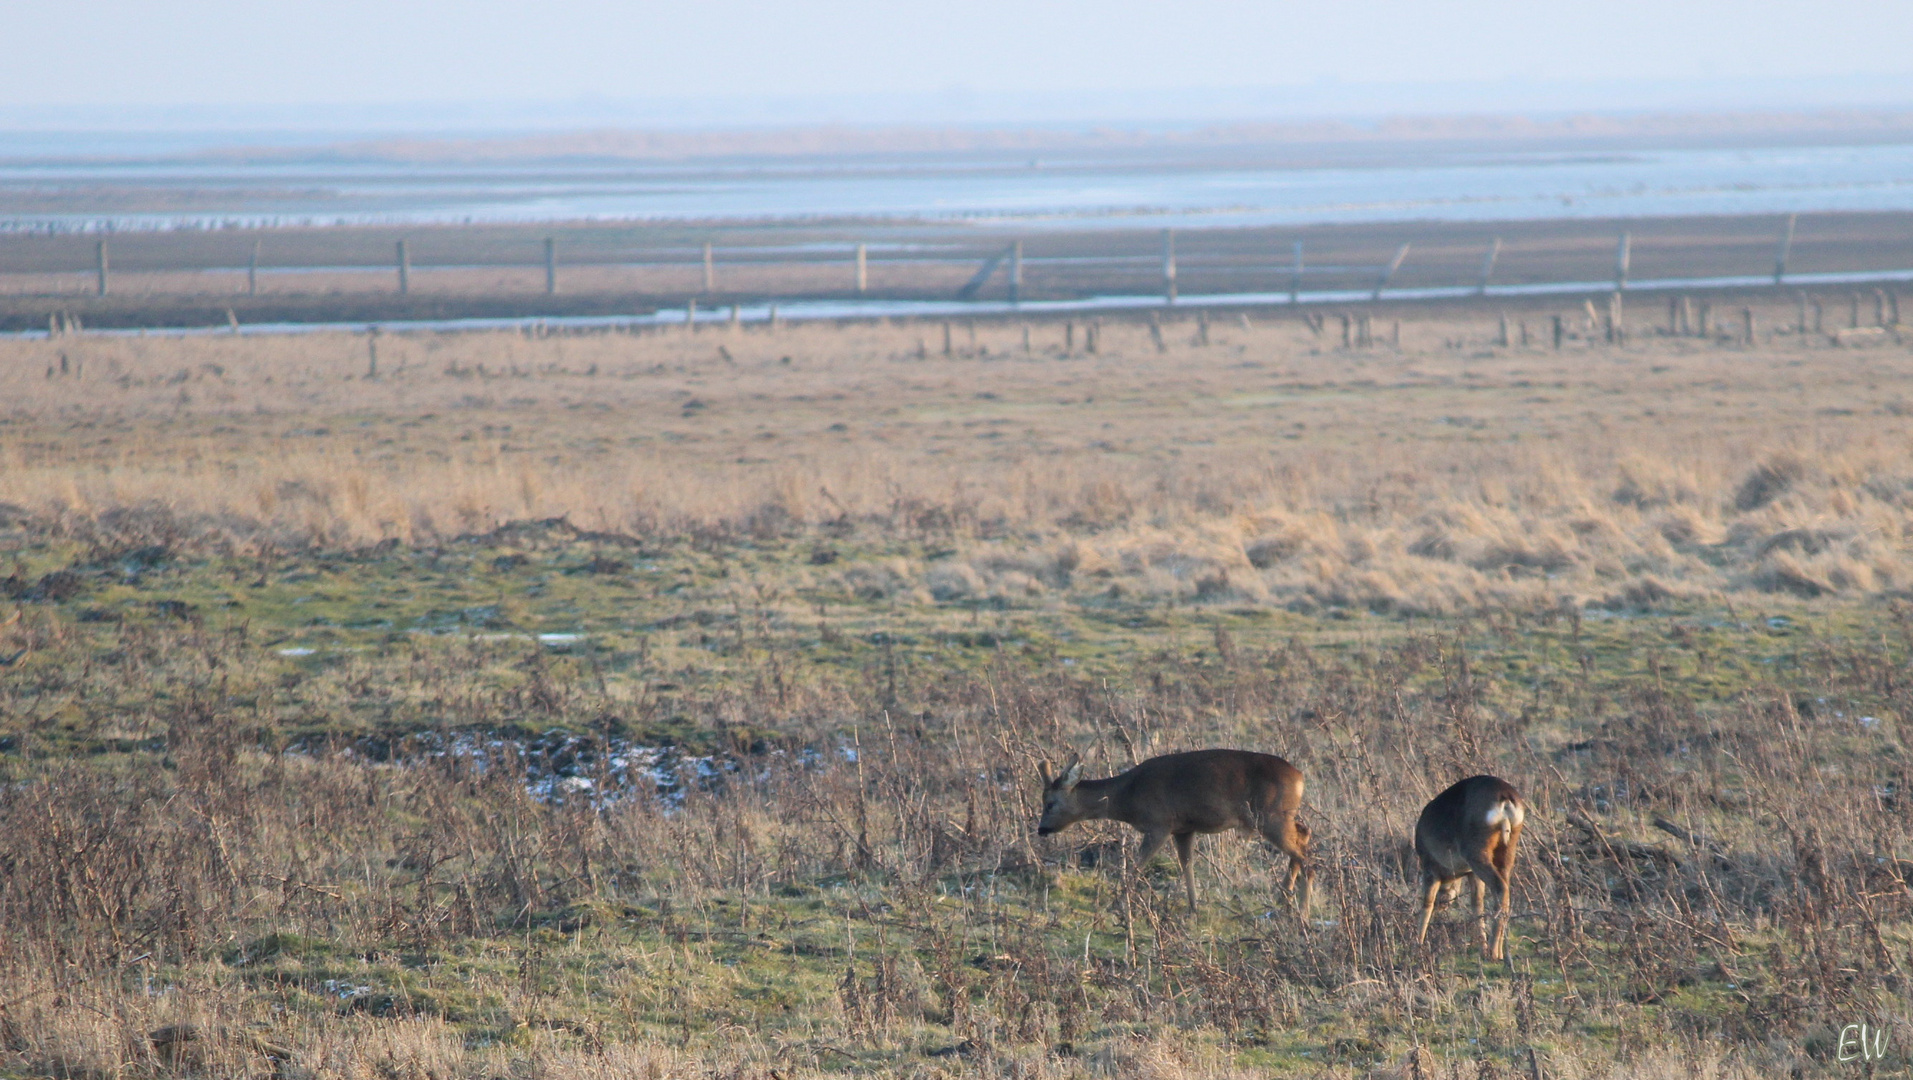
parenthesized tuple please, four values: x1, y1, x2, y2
(1414, 774, 1526, 960)
(1037, 749, 1312, 915)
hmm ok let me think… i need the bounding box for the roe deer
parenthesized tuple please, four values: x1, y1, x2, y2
(1036, 749, 1312, 915)
(1415, 775, 1525, 960)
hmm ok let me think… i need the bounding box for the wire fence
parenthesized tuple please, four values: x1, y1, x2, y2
(7, 215, 1913, 317)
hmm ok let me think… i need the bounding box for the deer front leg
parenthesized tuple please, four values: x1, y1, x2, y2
(1173, 832, 1197, 912)
(1416, 871, 1443, 944)
(1131, 829, 1171, 879)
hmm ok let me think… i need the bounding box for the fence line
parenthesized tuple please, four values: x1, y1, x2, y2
(7, 216, 1912, 313)
(14, 266, 1913, 342)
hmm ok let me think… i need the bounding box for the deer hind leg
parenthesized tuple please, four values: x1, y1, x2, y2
(1264, 815, 1313, 920)
(1465, 851, 1511, 960)
(1490, 835, 1519, 961)
(1173, 832, 1198, 912)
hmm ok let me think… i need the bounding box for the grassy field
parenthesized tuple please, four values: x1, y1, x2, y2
(2, 305, 1912, 1078)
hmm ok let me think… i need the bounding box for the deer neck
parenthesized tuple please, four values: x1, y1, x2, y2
(1071, 776, 1123, 821)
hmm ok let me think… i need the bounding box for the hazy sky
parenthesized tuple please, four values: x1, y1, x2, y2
(6, 0, 1913, 121)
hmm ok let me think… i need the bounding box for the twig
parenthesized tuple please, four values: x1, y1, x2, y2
(1652, 816, 1734, 867)
(1566, 810, 1683, 868)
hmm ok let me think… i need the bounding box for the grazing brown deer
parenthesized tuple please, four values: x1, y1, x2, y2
(1414, 775, 1526, 960)
(1036, 749, 1312, 915)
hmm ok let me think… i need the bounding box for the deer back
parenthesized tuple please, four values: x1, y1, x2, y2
(1105, 749, 1304, 834)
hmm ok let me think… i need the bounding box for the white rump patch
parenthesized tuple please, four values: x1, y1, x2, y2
(1485, 801, 1525, 828)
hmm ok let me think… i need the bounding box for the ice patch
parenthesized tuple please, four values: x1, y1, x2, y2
(322, 980, 372, 1000)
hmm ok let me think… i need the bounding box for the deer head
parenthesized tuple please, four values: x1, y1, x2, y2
(1036, 756, 1087, 836)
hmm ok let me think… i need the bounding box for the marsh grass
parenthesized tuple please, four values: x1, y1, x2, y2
(2, 309, 1913, 1077)
(3, 592, 1910, 1078)
(5, 304, 1911, 616)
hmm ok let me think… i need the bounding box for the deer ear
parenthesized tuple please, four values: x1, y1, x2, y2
(1038, 760, 1053, 786)
(1061, 761, 1083, 789)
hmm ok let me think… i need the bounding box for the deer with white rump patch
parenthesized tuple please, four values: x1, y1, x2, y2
(1414, 774, 1526, 960)
(1036, 749, 1313, 915)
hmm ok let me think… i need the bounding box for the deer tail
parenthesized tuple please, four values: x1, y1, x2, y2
(1484, 798, 1524, 840)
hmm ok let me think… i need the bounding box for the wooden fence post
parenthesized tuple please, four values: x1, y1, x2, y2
(1742, 307, 1755, 345)
(248, 239, 260, 297)
(1374, 243, 1409, 301)
(768, 304, 779, 332)
(1065, 321, 1075, 354)
(1850, 293, 1862, 329)
(1796, 291, 1808, 334)
(1552, 314, 1564, 349)
(942, 321, 952, 356)
(1774, 213, 1796, 284)
(366, 327, 380, 379)
(1290, 240, 1303, 303)
(855, 243, 867, 295)
(704, 242, 715, 294)
(1667, 296, 1679, 335)
(95, 239, 109, 297)
(1696, 301, 1711, 338)
(1614, 232, 1630, 291)
(1875, 288, 1888, 327)
(1009, 240, 1023, 306)
(1162, 229, 1177, 304)
(687, 297, 697, 333)
(545, 237, 557, 296)
(396, 240, 410, 295)
(1477, 237, 1501, 295)
(729, 305, 741, 331)
(1497, 312, 1510, 347)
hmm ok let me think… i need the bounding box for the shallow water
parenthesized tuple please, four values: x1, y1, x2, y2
(5, 140, 1913, 231)
(10, 263, 1911, 340)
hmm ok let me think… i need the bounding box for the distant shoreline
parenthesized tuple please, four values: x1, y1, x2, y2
(3, 134, 1912, 234)
(7, 105, 1913, 168)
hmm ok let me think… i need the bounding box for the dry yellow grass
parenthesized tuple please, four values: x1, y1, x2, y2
(5, 304, 1910, 613)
